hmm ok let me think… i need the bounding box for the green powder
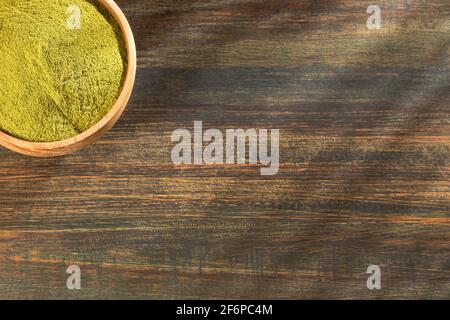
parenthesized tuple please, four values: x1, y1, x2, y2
(0, 0, 127, 142)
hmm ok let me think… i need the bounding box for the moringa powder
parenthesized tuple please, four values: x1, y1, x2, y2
(0, 0, 127, 142)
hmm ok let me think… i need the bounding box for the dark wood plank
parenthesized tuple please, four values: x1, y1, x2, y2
(0, 0, 448, 299)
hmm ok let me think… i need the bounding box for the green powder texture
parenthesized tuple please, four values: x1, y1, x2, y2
(0, 0, 127, 142)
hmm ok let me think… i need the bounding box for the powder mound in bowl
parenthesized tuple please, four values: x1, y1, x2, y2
(0, 0, 127, 142)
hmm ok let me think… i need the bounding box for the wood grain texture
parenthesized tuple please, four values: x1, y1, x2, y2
(0, 0, 448, 299)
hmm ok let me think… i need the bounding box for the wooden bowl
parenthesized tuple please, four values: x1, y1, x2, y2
(0, 0, 137, 157)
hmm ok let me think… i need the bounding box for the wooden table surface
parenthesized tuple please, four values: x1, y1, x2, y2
(0, 0, 448, 299)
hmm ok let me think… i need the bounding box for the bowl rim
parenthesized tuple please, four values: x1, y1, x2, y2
(0, 0, 137, 156)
